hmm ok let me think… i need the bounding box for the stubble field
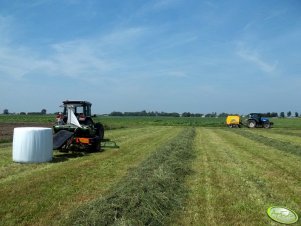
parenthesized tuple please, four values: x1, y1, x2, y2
(0, 115, 301, 225)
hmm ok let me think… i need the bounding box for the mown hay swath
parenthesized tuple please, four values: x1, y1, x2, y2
(230, 129, 301, 157)
(66, 128, 195, 226)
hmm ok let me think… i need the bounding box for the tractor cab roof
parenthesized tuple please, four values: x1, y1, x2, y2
(249, 113, 262, 116)
(62, 100, 92, 107)
(61, 100, 92, 117)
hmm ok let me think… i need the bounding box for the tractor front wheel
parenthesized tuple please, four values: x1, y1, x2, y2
(263, 123, 271, 129)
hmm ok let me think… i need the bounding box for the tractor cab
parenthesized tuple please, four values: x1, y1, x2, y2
(53, 100, 104, 151)
(248, 113, 261, 121)
(56, 100, 93, 125)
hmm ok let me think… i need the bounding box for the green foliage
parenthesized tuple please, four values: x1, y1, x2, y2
(1, 115, 301, 130)
(0, 114, 54, 123)
(271, 117, 301, 128)
(280, 112, 285, 118)
(95, 116, 225, 128)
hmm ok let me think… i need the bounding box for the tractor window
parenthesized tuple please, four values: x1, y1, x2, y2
(76, 107, 84, 114)
(82, 105, 91, 116)
(86, 106, 91, 116)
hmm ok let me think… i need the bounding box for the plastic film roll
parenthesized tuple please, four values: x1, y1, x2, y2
(13, 127, 53, 163)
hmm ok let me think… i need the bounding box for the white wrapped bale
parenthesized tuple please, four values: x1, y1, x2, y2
(13, 127, 53, 163)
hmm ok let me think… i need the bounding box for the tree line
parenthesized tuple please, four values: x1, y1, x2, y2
(2, 109, 47, 115)
(109, 110, 219, 117)
(109, 111, 300, 118)
(1, 109, 300, 118)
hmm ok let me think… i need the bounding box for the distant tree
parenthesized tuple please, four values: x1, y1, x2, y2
(28, 112, 43, 115)
(295, 112, 299, 117)
(182, 112, 191, 117)
(287, 111, 292, 117)
(280, 112, 285, 118)
(149, 111, 156, 116)
(41, 109, 47, 114)
(271, 112, 278, 117)
(218, 112, 228, 117)
(109, 111, 123, 116)
(194, 113, 204, 117)
(205, 112, 217, 117)
(3, 109, 9, 114)
(170, 112, 180, 117)
(20, 112, 26, 115)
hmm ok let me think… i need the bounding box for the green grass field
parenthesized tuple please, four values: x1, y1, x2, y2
(0, 116, 301, 225)
(1, 114, 301, 128)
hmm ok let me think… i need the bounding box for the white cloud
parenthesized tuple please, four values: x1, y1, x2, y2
(236, 43, 278, 74)
(50, 40, 114, 79)
(48, 27, 148, 79)
(0, 15, 54, 79)
(264, 9, 287, 21)
(0, 26, 149, 81)
(0, 46, 52, 79)
(101, 27, 147, 45)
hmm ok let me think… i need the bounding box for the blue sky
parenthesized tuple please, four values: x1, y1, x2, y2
(0, 0, 300, 114)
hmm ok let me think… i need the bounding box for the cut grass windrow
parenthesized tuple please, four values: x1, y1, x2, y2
(0, 126, 181, 226)
(268, 129, 301, 138)
(172, 128, 301, 226)
(66, 128, 196, 226)
(230, 129, 301, 157)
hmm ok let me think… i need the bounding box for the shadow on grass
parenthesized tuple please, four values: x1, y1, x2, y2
(51, 148, 111, 163)
(51, 152, 88, 163)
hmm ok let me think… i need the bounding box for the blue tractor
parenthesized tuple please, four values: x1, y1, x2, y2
(247, 113, 273, 128)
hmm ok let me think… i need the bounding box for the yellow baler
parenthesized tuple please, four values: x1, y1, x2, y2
(226, 115, 241, 128)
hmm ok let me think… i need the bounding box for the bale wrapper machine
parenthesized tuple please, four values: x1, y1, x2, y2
(53, 100, 118, 152)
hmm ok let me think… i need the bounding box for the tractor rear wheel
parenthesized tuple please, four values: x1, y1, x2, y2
(248, 120, 256, 128)
(95, 123, 104, 140)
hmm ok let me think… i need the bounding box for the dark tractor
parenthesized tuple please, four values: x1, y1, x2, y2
(53, 100, 105, 152)
(247, 113, 273, 129)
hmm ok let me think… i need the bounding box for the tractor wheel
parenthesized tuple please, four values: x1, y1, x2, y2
(248, 120, 256, 128)
(90, 142, 100, 152)
(263, 123, 271, 129)
(95, 123, 104, 140)
(84, 118, 94, 126)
